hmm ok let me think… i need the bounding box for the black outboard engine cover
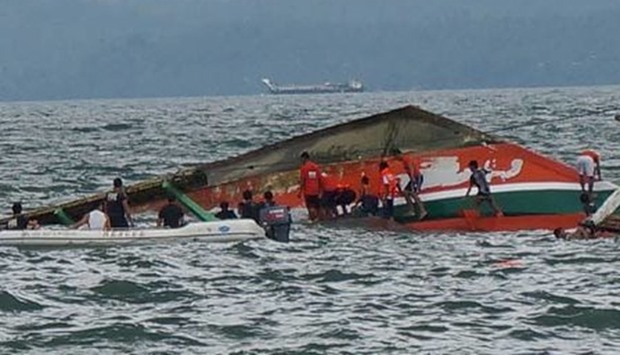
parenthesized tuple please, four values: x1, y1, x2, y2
(259, 205, 291, 242)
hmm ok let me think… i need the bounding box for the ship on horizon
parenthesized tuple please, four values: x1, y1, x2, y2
(261, 78, 364, 95)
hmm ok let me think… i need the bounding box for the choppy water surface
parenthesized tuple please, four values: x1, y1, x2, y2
(1, 87, 620, 354)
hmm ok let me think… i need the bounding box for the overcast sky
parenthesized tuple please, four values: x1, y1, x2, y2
(1, 0, 619, 101)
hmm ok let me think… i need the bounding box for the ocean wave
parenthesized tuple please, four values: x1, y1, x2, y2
(0, 291, 45, 312)
(1, 88, 620, 353)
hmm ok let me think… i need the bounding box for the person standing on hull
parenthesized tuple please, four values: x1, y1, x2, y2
(379, 161, 399, 221)
(465, 160, 503, 217)
(394, 150, 428, 220)
(298, 151, 322, 221)
(576, 149, 601, 197)
(157, 196, 185, 228)
(72, 202, 111, 231)
(105, 178, 134, 229)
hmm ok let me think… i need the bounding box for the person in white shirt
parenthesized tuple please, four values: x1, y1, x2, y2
(72, 202, 111, 231)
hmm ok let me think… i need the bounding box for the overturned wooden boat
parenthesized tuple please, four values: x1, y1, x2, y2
(0, 220, 265, 247)
(3, 105, 618, 232)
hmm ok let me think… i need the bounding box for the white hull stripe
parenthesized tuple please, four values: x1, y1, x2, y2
(404, 181, 619, 204)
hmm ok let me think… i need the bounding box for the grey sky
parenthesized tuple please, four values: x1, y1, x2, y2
(1, 0, 619, 100)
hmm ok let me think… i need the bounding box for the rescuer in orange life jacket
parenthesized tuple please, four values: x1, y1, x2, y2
(298, 151, 322, 221)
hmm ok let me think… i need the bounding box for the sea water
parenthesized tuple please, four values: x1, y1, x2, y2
(0, 86, 619, 354)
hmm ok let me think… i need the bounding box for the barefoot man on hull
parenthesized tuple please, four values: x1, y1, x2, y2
(465, 160, 503, 217)
(394, 150, 428, 220)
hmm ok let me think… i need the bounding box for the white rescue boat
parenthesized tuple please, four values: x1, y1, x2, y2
(0, 219, 265, 247)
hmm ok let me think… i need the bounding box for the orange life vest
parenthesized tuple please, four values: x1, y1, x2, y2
(380, 167, 398, 199)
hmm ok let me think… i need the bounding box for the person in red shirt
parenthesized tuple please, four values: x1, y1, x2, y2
(395, 151, 428, 220)
(379, 161, 399, 220)
(298, 151, 322, 221)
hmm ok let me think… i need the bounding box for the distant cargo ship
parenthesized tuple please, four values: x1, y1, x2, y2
(261, 78, 364, 95)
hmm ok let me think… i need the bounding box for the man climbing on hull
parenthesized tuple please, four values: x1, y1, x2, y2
(394, 150, 428, 220)
(464, 160, 503, 217)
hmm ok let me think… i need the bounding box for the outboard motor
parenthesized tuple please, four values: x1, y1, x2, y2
(259, 205, 292, 242)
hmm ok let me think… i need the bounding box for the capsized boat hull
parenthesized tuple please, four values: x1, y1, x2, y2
(177, 142, 617, 232)
(5, 105, 499, 226)
(0, 219, 265, 247)
(6, 105, 617, 232)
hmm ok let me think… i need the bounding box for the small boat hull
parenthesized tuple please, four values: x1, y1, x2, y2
(0, 219, 265, 247)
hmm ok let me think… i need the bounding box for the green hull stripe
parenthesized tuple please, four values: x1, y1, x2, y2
(162, 182, 217, 222)
(394, 189, 614, 221)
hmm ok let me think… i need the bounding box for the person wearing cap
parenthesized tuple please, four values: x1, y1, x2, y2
(576, 149, 601, 196)
(4, 202, 39, 230)
(298, 151, 322, 221)
(105, 177, 134, 228)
